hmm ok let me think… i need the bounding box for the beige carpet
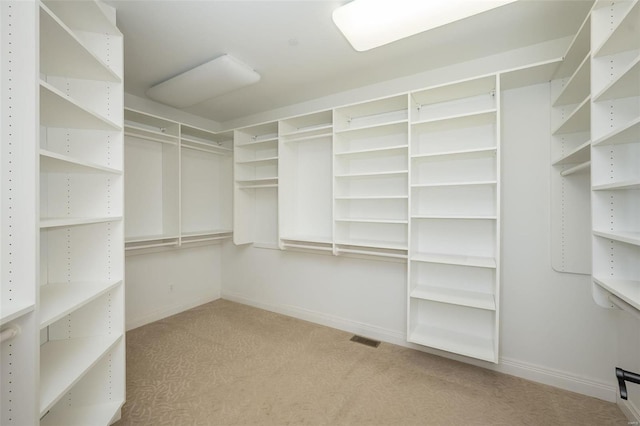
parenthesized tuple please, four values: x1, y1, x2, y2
(114, 299, 626, 425)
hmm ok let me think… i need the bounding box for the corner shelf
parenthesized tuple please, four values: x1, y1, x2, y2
(551, 96, 590, 135)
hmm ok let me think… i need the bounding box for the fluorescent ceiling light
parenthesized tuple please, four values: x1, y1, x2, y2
(146, 54, 260, 108)
(333, 0, 518, 52)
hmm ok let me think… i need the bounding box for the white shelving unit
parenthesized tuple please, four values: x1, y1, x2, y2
(234, 122, 279, 248)
(333, 95, 409, 259)
(124, 108, 180, 249)
(590, 0, 640, 317)
(37, 1, 126, 424)
(1, 2, 38, 425)
(549, 10, 593, 274)
(279, 110, 333, 252)
(180, 126, 233, 245)
(124, 109, 234, 250)
(407, 75, 501, 363)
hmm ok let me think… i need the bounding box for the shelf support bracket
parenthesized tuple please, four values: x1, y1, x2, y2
(616, 367, 640, 400)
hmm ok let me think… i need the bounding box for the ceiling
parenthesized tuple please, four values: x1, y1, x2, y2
(109, 0, 592, 124)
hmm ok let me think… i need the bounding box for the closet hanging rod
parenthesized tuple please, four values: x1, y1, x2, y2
(616, 367, 640, 400)
(0, 325, 20, 344)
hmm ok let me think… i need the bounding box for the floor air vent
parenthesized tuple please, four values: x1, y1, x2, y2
(350, 335, 380, 348)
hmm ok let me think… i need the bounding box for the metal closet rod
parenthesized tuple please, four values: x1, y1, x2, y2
(0, 325, 20, 344)
(616, 368, 640, 400)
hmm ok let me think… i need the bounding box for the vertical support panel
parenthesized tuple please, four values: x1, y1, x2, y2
(1, 1, 38, 424)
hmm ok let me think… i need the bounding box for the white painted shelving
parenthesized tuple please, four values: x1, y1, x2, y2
(590, 0, 640, 318)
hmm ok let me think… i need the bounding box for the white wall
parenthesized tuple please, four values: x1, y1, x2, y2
(499, 83, 617, 400)
(221, 81, 622, 403)
(125, 244, 223, 330)
(617, 311, 640, 420)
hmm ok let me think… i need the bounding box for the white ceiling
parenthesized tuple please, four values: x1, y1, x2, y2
(109, 0, 592, 124)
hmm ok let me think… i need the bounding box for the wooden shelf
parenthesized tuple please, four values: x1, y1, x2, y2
(40, 81, 121, 131)
(408, 324, 495, 363)
(181, 137, 233, 154)
(592, 179, 640, 191)
(335, 144, 407, 157)
(552, 54, 590, 107)
(41, 400, 124, 426)
(412, 147, 496, 160)
(412, 215, 497, 220)
(592, 116, 640, 146)
(335, 170, 408, 179)
(593, 276, 640, 312)
(553, 13, 591, 79)
(236, 136, 278, 147)
(335, 239, 407, 251)
(40, 216, 122, 229)
(235, 157, 278, 166)
(40, 335, 122, 416)
(559, 161, 590, 177)
(39, 4, 120, 82)
(499, 58, 562, 91)
(593, 230, 640, 247)
(411, 108, 497, 128)
(335, 195, 408, 200)
(0, 300, 35, 326)
(412, 252, 496, 269)
(593, 1, 640, 57)
(40, 281, 122, 328)
(412, 180, 497, 189)
(43, 0, 121, 35)
(40, 150, 121, 174)
(335, 218, 408, 224)
(594, 54, 640, 102)
(552, 140, 590, 165)
(410, 286, 495, 311)
(551, 96, 590, 135)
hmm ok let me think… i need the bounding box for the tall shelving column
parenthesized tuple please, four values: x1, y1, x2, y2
(180, 126, 233, 245)
(123, 109, 180, 251)
(1, 1, 38, 425)
(332, 95, 409, 260)
(278, 110, 333, 252)
(590, 0, 640, 315)
(549, 11, 592, 274)
(233, 122, 279, 248)
(407, 75, 501, 363)
(38, 1, 125, 424)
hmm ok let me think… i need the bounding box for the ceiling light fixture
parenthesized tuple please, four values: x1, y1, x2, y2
(146, 54, 260, 108)
(332, 0, 518, 52)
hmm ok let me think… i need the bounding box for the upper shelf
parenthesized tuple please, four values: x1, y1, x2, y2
(40, 150, 122, 174)
(552, 140, 591, 166)
(593, 1, 640, 57)
(593, 53, 640, 102)
(551, 96, 591, 135)
(592, 116, 640, 146)
(40, 81, 121, 131)
(43, 0, 121, 36)
(40, 3, 120, 82)
(553, 13, 591, 79)
(552, 55, 591, 107)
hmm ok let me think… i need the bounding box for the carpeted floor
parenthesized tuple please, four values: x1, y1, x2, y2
(114, 299, 626, 425)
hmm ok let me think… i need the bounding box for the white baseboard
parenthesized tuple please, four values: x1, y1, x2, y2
(496, 358, 617, 402)
(221, 291, 407, 345)
(221, 291, 618, 403)
(126, 294, 220, 331)
(619, 397, 640, 424)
